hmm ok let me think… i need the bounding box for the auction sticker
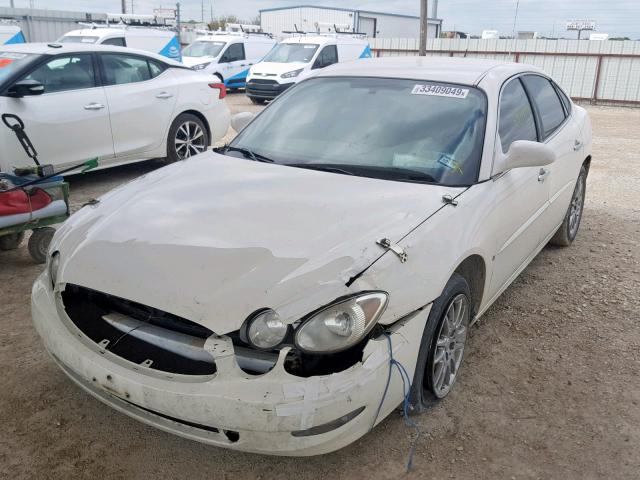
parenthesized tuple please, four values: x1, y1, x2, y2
(412, 84, 469, 98)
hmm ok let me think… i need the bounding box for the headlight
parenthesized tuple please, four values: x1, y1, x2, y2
(191, 62, 211, 71)
(48, 251, 60, 288)
(241, 309, 289, 350)
(295, 292, 388, 353)
(281, 68, 303, 79)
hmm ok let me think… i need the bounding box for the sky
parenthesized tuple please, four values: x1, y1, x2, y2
(6, 0, 640, 38)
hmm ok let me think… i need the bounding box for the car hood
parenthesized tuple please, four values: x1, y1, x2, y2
(250, 61, 308, 78)
(53, 152, 462, 334)
(181, 55, 216, 67)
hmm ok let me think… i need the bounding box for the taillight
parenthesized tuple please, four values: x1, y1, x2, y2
(208, 83, 226, 99)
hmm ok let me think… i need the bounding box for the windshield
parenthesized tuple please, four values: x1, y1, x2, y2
(229, 77, 487, 186)
(58, 35, 99, 44)
(0, 51, 37, 85)
(183, 41, 226, 58)
(263, 43, 319, 63)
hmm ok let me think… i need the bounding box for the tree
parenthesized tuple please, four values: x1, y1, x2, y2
(207, 15, 240, 31)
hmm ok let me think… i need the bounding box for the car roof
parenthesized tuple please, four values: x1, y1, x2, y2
(315, 56, 545, 86)
(0, 43, 183, 67)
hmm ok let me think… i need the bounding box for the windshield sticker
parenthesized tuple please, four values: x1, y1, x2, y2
(0, 52, 27, 60)
(0, 59, 15, 68)
(304, 45, 316, 48)
(412, 84, 469, 98)
(438, 153, 463, 173)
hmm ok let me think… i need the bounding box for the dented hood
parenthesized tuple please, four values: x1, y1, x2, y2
(54, 152, 460, 334)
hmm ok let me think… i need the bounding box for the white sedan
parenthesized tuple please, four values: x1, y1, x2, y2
(0, 43, 229, 173)
(31, 57, 591, 455)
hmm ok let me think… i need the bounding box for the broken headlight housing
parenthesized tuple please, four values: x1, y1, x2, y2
(295, 292, 388, 354)
(240, 309, 289, 350)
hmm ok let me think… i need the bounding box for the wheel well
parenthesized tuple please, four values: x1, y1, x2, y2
(453, 255, 486, 316)
(179, 110, 211, 144)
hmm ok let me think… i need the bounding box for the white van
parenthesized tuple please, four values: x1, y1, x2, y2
(0, 23, 25, 45)
(58, 21, 181, 62)
(182, 32, 276, 89)
(245, 34, 372, 104)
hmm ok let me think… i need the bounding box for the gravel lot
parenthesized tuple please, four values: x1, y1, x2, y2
(1, 94, 638, 479)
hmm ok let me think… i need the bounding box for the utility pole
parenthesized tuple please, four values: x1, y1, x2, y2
(10, 0, 15, 8)
(176, 2, 181, 32)
(419, 0, 428, 56)
(121, 0, 126, 14)
(201, 0, 204, 23)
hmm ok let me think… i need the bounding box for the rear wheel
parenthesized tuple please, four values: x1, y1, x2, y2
(409, 274, 471, 411)
(28, 227, 55, 264)
(166, 113, 209, 163)
(0, 232, 25, 251)
(550, 165, 587, 246)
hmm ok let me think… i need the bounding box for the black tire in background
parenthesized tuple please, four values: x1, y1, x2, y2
(0, 232, 25, 251)
(166, 113, 210, 164)
(550, 164, 588, 247)
(28, 227, 55, 264)
(409, 273, 472, 412)
(250, 97, 266, 105)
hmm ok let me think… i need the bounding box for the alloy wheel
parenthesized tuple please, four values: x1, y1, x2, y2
(431, 293, 469, 398)
(175, 121, 206, 159)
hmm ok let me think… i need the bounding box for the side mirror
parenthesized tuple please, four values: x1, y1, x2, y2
(497, 140, 556, 174)
(6, 79, 45, 98)
(230, 112, 255, 132)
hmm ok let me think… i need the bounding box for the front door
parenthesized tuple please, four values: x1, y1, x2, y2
(219, 43, 248, 88)
(0, 53, 113, 171)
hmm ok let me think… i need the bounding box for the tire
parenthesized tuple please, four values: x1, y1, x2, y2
(409, 274, 472, 412)
(166, 113, 210, 164)
(0, 232, 25, 251)
(28, 227, 55, 264)
(550, 165, 587, 247)
(250, 97, 266, 105)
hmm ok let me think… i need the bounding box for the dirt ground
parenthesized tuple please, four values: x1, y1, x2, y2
(1, 94, 638, 480)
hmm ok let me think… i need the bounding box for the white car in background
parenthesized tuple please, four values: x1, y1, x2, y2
(182, 32, 276, 90)
(0, 43, 229, 173)
(32, 57, 591, 456)
(245, 34, 372, 104)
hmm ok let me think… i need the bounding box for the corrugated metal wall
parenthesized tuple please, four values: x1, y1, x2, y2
(357, 13, 440, 38)
(261, 7, 355, 36)
(369, 38, 640, 105)
(0, 7, 106, 43)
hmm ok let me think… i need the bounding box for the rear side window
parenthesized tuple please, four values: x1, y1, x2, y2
(102, 37, 126, 47)
(554, 83, 572, 115)
(313, 45, 338, 69)
(499, 78, 537, 152)
(100, 54, 163, 85)
(220, 43, 245, 63)
(24, 54, 95, 93)
(521, 75, 566, 138)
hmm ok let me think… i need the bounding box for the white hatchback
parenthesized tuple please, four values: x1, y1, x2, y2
(0, 43, 230, 173)
(32, 57, 591, 456)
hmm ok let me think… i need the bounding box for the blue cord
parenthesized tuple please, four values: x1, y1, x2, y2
(371, 333, 422, 472)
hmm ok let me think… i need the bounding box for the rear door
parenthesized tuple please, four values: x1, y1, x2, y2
(0, 53, 113, 170)
(219, 42, 248, 87)
(488, 76, 551, 299)
(520, 74, 583, 235)
(98, 52, 178, 159)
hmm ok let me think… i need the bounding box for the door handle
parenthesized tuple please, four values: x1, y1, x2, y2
(538, 168, 550, 182)
(84, 103, 105, 110)
(573, 139, 583, 151)
(156, 92, 173, 99)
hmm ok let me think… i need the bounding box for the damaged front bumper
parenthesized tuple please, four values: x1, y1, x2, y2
(31, 274, 429, 456)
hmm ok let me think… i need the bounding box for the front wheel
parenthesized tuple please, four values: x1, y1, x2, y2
(409, 274, 471, 411)
(166, 113, 209, 163)
(550, 165, 587, 246)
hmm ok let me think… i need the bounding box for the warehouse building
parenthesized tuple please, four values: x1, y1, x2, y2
(260, 5, 442, 38)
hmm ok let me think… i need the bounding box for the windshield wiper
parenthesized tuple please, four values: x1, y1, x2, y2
(288, 163, 355, 176)
(224, 146, 274, 163)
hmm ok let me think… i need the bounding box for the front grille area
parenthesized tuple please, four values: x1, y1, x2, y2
(61, 285, 216, 376)
(248, 79, 278, 85)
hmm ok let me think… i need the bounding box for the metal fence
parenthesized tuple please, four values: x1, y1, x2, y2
(369, 38, 640, 106)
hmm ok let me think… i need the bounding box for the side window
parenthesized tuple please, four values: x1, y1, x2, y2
(498, 78, 538, 152)
(24, 54, 95, 94)
(148, 60, 166, 79)
(521, 75, 566, 138)
(102, 37, 126, 47)
(554, 83, 572, 116)
(220, 43, 245, 63)
(313, 45, 338, 69)
(100, 54, 157, 86)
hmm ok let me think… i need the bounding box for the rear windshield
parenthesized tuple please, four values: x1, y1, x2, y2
(58, 36, 99, 44)
(0, 51, 38, 85)
(263, 43, 319, 63)
(183, 41, 226, 58)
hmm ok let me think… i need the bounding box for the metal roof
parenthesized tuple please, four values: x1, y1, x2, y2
(259, 5, 441, 22)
